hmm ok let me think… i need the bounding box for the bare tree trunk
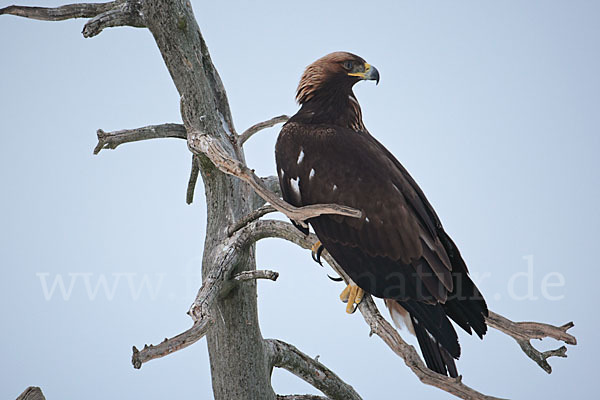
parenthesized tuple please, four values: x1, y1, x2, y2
(140, 1, 275, 398)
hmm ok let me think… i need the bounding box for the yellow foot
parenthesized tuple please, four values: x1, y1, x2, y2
(339, 284, 365, 314)
(311, 240, 324, 265)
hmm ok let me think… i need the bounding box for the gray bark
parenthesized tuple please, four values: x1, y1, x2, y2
(139, 1, 274, 398)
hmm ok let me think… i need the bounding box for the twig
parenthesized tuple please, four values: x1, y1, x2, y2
(187, 220, 261, 322)
(93, 123, 186, 154)
(485, 312, 576, 373)
(82, 0, 145, 38)
(0, 1, 145, 38)
(0, 2, 116, 21)
(239, 115, 289, 145)
(228, 204, 277, 236)
(187, 130, 362, 226)
(266, 339, 362, 400)
(232, 269, 279, 282)
(131, 316, 214, 369)
(186, 155, 200, 204)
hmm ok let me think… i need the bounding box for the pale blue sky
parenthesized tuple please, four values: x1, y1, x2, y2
(1, 1, 598, 399)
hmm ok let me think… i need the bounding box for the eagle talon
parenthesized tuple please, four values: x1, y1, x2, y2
(311, 241, 324, 266)
(340, 284, 364, 314)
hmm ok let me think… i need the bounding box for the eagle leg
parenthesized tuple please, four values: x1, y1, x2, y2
(339, 284, 365, 314)
(311, 241, 324, 266)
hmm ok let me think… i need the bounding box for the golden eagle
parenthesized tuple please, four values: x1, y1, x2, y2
(275, 52, 488, 377)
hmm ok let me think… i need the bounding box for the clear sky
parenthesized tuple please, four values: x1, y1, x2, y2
(1, 0, 598, 399)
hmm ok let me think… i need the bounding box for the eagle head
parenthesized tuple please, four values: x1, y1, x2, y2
(296, 52, 380, 104)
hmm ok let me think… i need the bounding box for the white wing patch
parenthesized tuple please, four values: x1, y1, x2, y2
(309, 168, 315, 179)
(297, 148, 305, 165)
(333, 184, 338, 191)
(279, 168, 285, 178)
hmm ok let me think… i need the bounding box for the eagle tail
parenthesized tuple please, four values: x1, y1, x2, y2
(438, 230, 489, 338)
(397, 300, 460, 377)
(411, 314, 458, 377)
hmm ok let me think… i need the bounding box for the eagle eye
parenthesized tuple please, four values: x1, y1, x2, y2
(342, 61, 354, 71)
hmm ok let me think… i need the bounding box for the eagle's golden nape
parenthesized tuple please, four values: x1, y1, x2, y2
(275, 51, 488, 378)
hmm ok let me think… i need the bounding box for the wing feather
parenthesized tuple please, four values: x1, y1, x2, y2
(275, 122, 453, 302)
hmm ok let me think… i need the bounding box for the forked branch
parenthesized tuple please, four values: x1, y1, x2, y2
(485, 312, 576, 373)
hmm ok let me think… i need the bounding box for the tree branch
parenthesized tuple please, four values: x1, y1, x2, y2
(132, 316, 214, 369)
(1, 1, 145, 38)
(228, 204, 277, 236)
(187, 130, 361, 225)
(485, 312, 576, 373)
(187, 220, 261, 322)
(0, 2, 116, 21)
(232, 269, 279, 282)
(82, 0, 145, 38)
(93, 123, 186, 154)
(276, 396, 328, 400)
(186, 155, 200, 204)
(266, 339, 362, 400)
(239, 115, 290, 145)
(359, 296, 504, 400)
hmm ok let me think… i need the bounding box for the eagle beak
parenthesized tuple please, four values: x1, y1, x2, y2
(349, 63, 380, 85)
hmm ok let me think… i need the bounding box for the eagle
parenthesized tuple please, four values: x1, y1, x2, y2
(275, 52, 488, 377)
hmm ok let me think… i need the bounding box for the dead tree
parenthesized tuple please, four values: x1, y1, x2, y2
(1, 2, 577, 399)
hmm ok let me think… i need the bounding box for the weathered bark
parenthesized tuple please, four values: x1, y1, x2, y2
(16, 387, 45, 400)
(137, 2, 274, 398)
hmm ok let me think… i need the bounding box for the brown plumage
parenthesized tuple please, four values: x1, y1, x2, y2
(275, 52, 488, 377)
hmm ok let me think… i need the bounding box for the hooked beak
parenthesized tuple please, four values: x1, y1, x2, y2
(349, 62, 380, 85)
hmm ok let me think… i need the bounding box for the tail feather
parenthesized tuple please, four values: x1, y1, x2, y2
(399, 300, 460, 359)
(438, 229, 489, 338)
(411, 314, 458, 377)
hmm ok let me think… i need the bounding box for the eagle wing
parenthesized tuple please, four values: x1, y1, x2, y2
(276, 122, 454, 303)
